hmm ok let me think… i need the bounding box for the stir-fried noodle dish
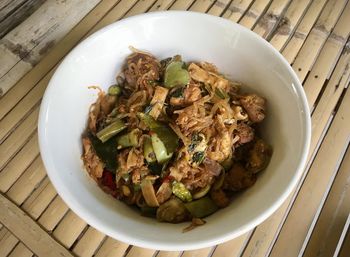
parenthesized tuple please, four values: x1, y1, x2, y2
(82, 49, 272, 229)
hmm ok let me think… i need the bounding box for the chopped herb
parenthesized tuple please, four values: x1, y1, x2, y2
(89, 134, 118, 171)
(170, 86, 185, 98)
(188, 133, 204, 152)
(192, 151, 205, 164)
(133, 184, 141, 192)
(148, 162, 162, 175)
(144, 104, 154, 114)
(121, 173, 130, 182)
(215, 88, 229, 99)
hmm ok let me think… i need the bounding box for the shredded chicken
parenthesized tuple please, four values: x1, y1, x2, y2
(82, 137, 104, 179)
(168, 156, 215, 191)
(188, 63, 230, 93)
(126, 148, 144, 171)
(175, 100, 213, 136)
(206, 115, 232, 162)
(170, 82, 202, 107)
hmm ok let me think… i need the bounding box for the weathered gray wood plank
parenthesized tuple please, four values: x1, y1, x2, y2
(0, 0, 101, 97)
(0, 0, 46, 39)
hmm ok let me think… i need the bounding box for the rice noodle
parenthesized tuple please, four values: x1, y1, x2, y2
(169, 123, 190, 145)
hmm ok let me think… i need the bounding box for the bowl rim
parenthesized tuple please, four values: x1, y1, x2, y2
(38, 10, 311, 251)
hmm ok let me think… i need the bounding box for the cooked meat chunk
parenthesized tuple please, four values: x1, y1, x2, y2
(233, 142, 254, 162)
(240, 94, 266, 123)
(223, 163, 256, 191)
(236, 123, 255, 144)
(82, 137, 104, 179)
(124, 53, 160, 87)
(157, 198, 190, 223)
(203, 158, 223, 177)
(246, 139, 272, 173)
(210, 189, 230, 208)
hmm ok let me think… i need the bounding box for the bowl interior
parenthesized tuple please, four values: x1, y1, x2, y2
(39, 12, 310, 250)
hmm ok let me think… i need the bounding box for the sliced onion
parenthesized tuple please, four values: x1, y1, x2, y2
(192, 184, 211, 199)
(141, 179, 159, 207)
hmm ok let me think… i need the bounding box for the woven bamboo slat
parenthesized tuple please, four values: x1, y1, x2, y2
(7, 242, 33, 257)
(303, 146, 350, 256)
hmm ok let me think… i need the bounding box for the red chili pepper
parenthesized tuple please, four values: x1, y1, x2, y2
(162, 175, 175, 184)
(102, 170, 116, 191)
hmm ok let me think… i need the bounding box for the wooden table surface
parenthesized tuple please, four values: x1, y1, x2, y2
(1, 0, 350, 256)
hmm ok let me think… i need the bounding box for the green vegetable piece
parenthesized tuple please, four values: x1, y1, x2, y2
(193, 184, 211, 199)
(133, 184, 141, 192)
(138, 113, 179, 154)
(184, 197, 218, 218)
(121, 173, 130, 182)
(108, 84, 121, 95)
(156, 198, 189, 223)
(215, 88, 229, 99)
(144, 105, 153, 114)
(116, 129, 140, 149)
(170, 86, 185, 98)
(141, 206, 157, 217)
(152, 126, 179, 154)
(96, 119, 126, 143)
(137, 112, 159, 129)
(172, 181, 192, 202)
(143, 136, 157, 163)
(192, 151, 205, 165)
(164, 61, 190, 88)
(89, 135, 118, 171)
(212, 170, 225, 190)
(151, 133, 173, 164)
(221, 157, 234, 171)
(148, 162, 163, 175)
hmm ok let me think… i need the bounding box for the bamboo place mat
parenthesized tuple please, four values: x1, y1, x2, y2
(1, 0, 350, 256)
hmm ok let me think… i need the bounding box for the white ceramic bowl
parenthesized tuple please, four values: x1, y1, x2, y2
(38, 11, 311, 250)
